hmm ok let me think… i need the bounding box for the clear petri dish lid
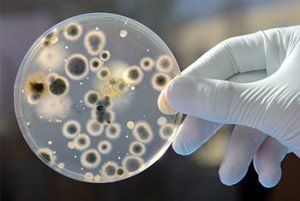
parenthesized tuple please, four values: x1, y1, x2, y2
(14, 13, 182, 183)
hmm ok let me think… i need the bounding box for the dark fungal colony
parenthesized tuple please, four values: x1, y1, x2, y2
(123, 156, 143, 173)
(133, 122, 153, 143)
(101, 52, 108, 59)
(155, 74, 167, 86)
(102, 143, 108, 150)
(62, 120, 81, 138)
(64, 23, 82, 41)
(98, 96, 111, 108)
(79, 137, 86, 145)
(137, 127, 149, 139)
(133, 144, 142, 153)
(90, 58, 101, 71)
(42, 31, 57, 47)
(89, 36, 100, 51)
(92, 60, 99, 67)
(49, 77, 67, 95)
(100, 50, 110, 61)
(88, 93, 98, 105)
(104, 164, 116, 176)
(40, 152, 51, 163)
(106, 123, 121, 139)
(100, 69, 108, 77)
(109, 126, 116, 134)
(30, 82, 45, 94)
(140, 57, 154, 71)
(123, 66, 144, 85)
(162, 124, 173, 136)
(98, 67, 110, 79)
(68, 57, 85, 75)
(84, 90, 99, 108)
(94, 96, 113, 124)
(117, 168, 124, 176)
(67, 124, 78, 135)
(75, 134, 90, 151)
(128, 68, 139, 80)
(151, 73, 170, 91)
(66, 25, 79, 37)
(84, 30, 106, 55)
(97, 140, 112, 154)
(157, 55, 173, 72)
(37, 148, 55, 164)
(85, 152, 97, 163)
(65, 54, 88, 80)
(144, 60, 150, 67)
(130, 141, 145, 156)
(26, 74, 48, 104)
(80, 149, 100, 169)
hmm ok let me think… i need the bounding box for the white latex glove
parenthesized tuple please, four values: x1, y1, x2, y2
(158, 26, 300, 188)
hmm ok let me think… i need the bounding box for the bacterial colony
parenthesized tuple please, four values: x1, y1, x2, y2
(14, 13, 181, 183)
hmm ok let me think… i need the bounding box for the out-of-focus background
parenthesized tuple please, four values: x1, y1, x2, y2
(1, 0, 300, 201)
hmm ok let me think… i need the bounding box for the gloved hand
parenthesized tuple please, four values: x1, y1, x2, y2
(158, 26, 300, 188)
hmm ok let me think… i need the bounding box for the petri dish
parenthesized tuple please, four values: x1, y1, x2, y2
(14, 13, 181, 183)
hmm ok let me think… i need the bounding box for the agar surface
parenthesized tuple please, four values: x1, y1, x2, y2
(16, 13, 180, 183)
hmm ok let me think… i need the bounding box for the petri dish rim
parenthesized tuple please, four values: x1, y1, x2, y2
(14, 12, 182, 183)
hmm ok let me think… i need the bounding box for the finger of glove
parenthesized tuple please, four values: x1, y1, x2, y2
(172, 115, 223, 155)
(219, 126, 266, 186)
(253, 137, 288, 188)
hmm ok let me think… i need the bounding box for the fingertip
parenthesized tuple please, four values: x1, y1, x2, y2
(172, 123, 193, 156)
(218, 162, 248, 186)
(258, 166, 282, 188)
(157, 89, 177, 115)
(253, 137, 286, 188)
(172, 141, 190, 156)
(166, 76, 196, 112)
(171, 118, 200, 156)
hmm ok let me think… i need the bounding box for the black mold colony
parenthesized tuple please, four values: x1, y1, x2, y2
(67, 56, 86, 76)
(109, 126, 117, 134)
(128, 69, 139, 80)
(78, 137, 86, 145)
(89, 36, 101, 51)
(105, 164, 116, 176)
(88, 93, 98, 105)
(86, 152, 97, 163)
(67, 124, 78, 135)
(40, 152, 51, 163)
(29, 81, 45, 101)
(30, 82, 44, 94)
(155, 74, 166, 86)
(143, 60, 150, 67)
(101, 144, 108, 150)
(66, 24, 79, 37)
(95, 96, 112, 124)
(92, 60, 99, 68)
(49, 78, 67, 95)
(125, 158, 141, 172)
(99, 69, 108, 78)
(133, 144, 142, 153)
(42, 32, 55, 46)
(137, 126, 150, 140)
(117, 168, 124, 175)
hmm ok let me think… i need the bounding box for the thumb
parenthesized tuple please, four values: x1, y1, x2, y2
(165, 76, 248, 124)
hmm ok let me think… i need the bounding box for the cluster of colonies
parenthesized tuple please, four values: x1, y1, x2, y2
(23, 21, 176, 182)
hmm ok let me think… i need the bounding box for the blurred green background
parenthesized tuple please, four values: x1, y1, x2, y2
(1, 0, 300, 201)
